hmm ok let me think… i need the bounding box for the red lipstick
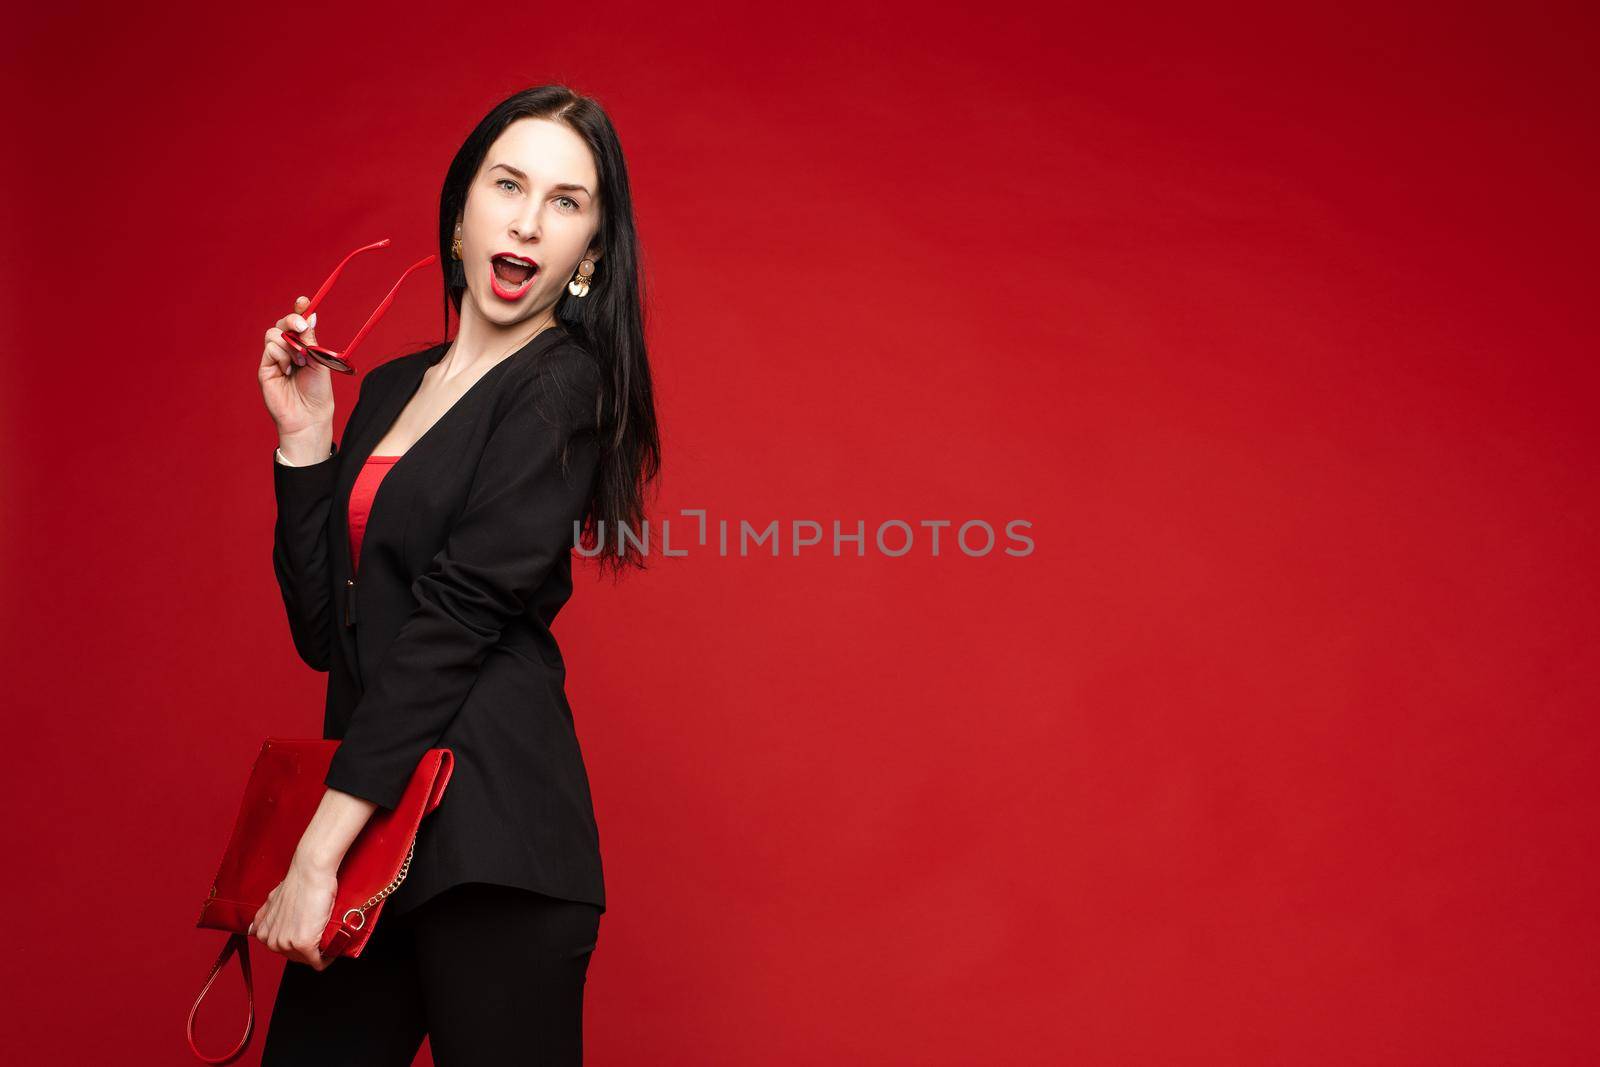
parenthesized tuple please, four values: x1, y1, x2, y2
(489, 251, 540, 301)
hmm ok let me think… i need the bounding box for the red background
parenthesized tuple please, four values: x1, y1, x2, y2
(6, 3, 1597, 1063)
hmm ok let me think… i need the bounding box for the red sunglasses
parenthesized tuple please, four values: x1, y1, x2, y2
(281, 238, 438, 374)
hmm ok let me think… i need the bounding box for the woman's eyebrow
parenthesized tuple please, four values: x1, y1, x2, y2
(489, 162, 591, 197)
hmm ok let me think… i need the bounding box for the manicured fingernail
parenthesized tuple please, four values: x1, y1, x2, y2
(308, 312, 317, 328)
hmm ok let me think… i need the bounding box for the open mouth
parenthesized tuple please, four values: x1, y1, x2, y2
(489, 253, 539, 299)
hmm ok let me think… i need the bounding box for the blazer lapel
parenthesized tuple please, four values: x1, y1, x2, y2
(330, 347, 441, 683)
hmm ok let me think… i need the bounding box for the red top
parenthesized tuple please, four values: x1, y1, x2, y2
(349, 455, 402, 575)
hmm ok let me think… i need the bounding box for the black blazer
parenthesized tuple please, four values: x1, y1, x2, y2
(270, 323, 606, 919)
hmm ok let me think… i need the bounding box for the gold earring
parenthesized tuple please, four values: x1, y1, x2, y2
(450, 234, 463, 260)
(567, 258, 596, 298)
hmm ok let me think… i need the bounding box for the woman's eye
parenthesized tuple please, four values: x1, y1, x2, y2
(557, 196, 579, 211)
(496, 179, 519, 192)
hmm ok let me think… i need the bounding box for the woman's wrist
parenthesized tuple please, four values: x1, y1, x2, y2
(277, 428, 335, 466)
(292, 788, 379, 875)
(291, 843, 342, 877)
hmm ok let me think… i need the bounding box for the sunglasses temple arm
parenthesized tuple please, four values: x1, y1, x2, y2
(339, 255, 440, 363)
(302, 239, 393, 317)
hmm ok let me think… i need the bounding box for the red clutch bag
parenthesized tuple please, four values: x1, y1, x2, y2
(185, 738, 454, 1064)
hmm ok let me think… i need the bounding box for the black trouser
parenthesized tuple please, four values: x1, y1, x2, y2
(261, 881, 602, 1066)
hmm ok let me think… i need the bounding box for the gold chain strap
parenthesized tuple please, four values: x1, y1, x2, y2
(341, 837, 417, 930)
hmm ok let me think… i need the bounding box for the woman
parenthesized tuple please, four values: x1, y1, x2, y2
(251, 85, 659, 1065)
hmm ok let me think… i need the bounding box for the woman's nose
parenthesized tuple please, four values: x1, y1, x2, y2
(509, 212, 541, 242)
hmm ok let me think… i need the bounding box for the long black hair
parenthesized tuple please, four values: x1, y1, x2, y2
(436, 85, 660, 579)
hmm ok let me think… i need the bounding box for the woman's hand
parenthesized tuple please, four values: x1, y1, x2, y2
(248, 853, 339, 971)
(259, 295, 335, 442)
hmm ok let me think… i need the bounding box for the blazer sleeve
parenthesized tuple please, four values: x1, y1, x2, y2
(271, 442, 341, 672)
(270, 367, 387, 672)
(323, 354, 604, 810)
